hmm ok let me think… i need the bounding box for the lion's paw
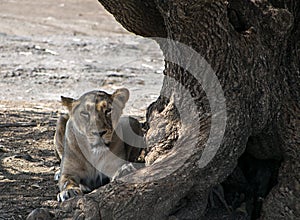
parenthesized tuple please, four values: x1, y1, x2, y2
(57, 187, 83, 202)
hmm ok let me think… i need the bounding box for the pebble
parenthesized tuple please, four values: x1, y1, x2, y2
(31, 184, 41, 189)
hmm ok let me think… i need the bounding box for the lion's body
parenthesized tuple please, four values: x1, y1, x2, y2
(55, 89, 143, 201)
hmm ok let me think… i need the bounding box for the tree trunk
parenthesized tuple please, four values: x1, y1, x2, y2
(52, 0, 299, 219)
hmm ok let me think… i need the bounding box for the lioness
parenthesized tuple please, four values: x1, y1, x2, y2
(55, 88, 143, 202)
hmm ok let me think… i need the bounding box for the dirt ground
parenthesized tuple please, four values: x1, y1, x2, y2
(0, 0, 163, 219)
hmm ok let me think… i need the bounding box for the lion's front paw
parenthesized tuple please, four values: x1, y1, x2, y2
(57, 187, 83, 202)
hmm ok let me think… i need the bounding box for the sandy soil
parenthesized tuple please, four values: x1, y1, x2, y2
(0, 0, 163, 219)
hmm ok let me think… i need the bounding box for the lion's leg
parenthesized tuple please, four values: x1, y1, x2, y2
(58, 156, 93, 202)
(54, 114, 69, 181)
(57, 174, 88, 202)
(54, 114, 69, 161)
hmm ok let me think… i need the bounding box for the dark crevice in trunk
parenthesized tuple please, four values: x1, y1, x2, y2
(220, 138, 282, 220)
(227, 2, 251, 33)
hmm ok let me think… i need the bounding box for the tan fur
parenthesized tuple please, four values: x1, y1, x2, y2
(54, 88, 143, 202)
(54, 114, 69, 161)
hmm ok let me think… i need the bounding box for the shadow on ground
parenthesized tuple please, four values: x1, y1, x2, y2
(0, 103, 60, 219)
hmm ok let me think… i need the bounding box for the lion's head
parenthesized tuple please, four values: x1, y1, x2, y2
(61, 88, 129, 149)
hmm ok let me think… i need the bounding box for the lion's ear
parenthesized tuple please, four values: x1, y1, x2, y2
(112, 88, 129, 108)
(61, 96, 75, 112)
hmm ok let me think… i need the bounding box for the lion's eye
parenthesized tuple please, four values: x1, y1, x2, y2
(80, 111, 89, 118)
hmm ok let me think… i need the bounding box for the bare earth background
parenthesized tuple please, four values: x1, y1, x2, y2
(0, 0, 163, 219)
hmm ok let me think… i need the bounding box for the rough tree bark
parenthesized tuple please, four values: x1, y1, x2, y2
(50, 0, 299, 219)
